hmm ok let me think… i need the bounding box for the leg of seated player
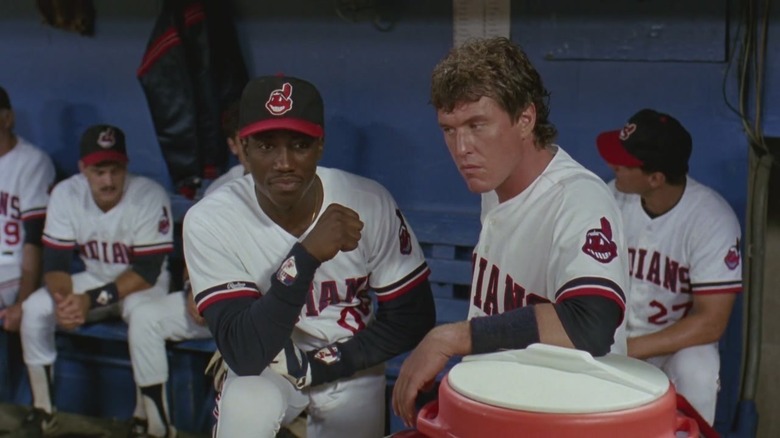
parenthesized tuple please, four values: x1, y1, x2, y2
(306, 364, 385, 438)
(19, 271, 105, 433)
(20, 287, 57, 415)
(120, 285, 170, 436)
(662, 342, 720, 425)
(215, 368, 308, 438)
(128, 291, 211, 437)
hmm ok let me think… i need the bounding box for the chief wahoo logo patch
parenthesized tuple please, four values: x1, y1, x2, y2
(266, 82, 293, 116)
(582, 217, 618, 263)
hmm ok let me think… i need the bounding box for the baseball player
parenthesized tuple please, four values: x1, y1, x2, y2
(125, 103, 246, 438)
(596, 109, 742, 424)
(183, 75, 436, 438)
(19, 125, 174, 435)
(0, 86, 56, 332)
(392, 37, 630, 427)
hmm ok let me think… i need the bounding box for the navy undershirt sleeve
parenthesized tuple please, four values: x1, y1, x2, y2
(42, 245, 73, 274)
(23, 217, 45, 246)
(202, 243, 321, 376)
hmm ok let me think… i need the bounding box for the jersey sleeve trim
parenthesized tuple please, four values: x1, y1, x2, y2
(42, 234, 76, 250)
(555, 277, 626, 309)
(692, 280, 742, 295)
(195, 281, 261, 313)
(374, 263, 431, 302)
(132, 242, 174, 256)
(21, 207, 47, 221)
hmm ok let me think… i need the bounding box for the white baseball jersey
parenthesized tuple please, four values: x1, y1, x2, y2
(184, 166, 430, 351)
(611, 177, 742, 337)
(0, 137, 55, 268)
(205, 164, 245, 196)
(474, 146, 629, 353)
(42, 173, 173, 289)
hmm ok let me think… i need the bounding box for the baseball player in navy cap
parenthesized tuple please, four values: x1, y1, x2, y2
(597, 109, 742, 425)
(0, 86, 55, 333)
(392, 37, 630, 427)
(20, 125, 174, 435)
(183, 75, 435, 437)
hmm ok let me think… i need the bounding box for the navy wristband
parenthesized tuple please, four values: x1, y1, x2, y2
(85, 283, 120, 308)
(306, 343, 355, 386)
(470, 306, 540, 354)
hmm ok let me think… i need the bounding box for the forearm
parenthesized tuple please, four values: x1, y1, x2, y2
(628, 316, 725, 359)
(203, 243, 321, 375)
(17, 244, 43, 302)
(114, 269, 154, 298)
(311, 279, 436, 384)
(430, 321, 473, 356)
(44, 271, 73, 297)
(536, 303, 576, 349)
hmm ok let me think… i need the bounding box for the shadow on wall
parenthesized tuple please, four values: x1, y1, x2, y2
(319, 115, 363, 175)
(40, 101, 101, 179)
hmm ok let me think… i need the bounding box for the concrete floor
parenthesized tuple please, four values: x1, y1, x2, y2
(0, 402, 208, 437)
(0, 403, 306, 437)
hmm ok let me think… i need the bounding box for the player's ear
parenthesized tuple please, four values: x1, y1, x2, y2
(516, 103, 536, 136)
(0, 108, 14, 130)
(316, 137, 324, 159)
(648, 171, 666, 188)
(77, 160, 85, 173)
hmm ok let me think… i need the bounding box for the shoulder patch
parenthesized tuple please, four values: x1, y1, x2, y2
(724, 238, 740, 270)
(396, 209, 412, 255)
(158, 206, 171, 234)
(581, 217, 618, 263)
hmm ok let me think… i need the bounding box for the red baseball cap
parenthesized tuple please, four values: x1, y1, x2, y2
(238, 75, 324, 139)
(596, 109, 692, 175)
(80, 125, 129, 166)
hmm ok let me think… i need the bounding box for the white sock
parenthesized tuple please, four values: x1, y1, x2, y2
(133, 385, 147, 420)
(27, 364, 53, 414)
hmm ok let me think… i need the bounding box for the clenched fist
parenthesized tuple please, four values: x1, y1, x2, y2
(302, 203, 363, 262)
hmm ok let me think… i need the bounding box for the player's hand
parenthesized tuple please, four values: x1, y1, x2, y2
(301, 203, 363, 262)
(184, 282, 205, 326)
(0, 302, 23, 332)
(392, 323, 468, 427)
(54, 293, 89, 330)
(269, 339, 313, 389)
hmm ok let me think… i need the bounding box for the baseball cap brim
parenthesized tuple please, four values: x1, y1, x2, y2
(596, 130, 644, 167)
(81, 151, 129, 167)
(239, 118, 323, 139)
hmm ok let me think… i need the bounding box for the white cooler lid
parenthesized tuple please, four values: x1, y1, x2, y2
(448, 344, 670, 414)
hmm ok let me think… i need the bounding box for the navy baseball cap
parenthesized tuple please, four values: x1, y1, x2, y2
(238, 75, 324, 139)
(80, 125, 129, 166)
(596, 109, 692, 175)
(0, 86, 10, 110)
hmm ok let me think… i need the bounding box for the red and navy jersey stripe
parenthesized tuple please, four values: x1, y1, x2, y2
(555, 276, 626, 311)
(195, 281, 260, 313)
(373, 262, 431, 302)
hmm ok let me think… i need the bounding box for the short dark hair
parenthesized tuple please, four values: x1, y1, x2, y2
(0, 86, 11, 110)
(430, 37, 557, 147)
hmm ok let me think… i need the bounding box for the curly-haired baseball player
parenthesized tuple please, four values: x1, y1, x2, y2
(597, 109, 742, 424)
(392, 37, 630, 426)
(183, 75, 436, 437)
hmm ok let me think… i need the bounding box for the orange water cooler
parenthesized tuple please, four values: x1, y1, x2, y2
(408, 344, 699, 438)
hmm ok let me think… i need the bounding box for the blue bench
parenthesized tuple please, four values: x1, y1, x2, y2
(0, 319, 216, 433)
